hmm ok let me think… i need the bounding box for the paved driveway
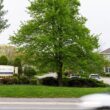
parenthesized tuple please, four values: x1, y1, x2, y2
(101, 77, 110, 85)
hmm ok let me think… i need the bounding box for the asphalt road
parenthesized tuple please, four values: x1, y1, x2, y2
(0, 98, 81, 110)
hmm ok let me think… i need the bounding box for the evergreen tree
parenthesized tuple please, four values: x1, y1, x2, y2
(14, 57, 22, 77)
(0, 55, 8, 65)
(0, 0, 8, 33)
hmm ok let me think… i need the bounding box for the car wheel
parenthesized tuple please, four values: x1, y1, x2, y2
(95, 106, 110, 110)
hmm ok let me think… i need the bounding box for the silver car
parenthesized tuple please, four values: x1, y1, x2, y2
(89, 74, 102, 81)
(79, 93, 110, 110)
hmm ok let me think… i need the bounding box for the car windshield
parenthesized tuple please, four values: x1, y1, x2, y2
(91, 75, 99, 78)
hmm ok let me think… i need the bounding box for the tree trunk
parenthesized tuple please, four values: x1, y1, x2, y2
(57, 59, 63, 86)
(57, 71, 62, 86)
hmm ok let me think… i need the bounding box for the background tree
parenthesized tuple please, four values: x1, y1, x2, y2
(0, 45, 17, 63)
(0, 0, 8, 33)
(14, 57, 22, 77)
(10, 0, 103, 86)
(77, 52, 108, 76)
(0, 55, 8, 65)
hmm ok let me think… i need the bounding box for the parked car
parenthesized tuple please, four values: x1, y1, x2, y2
(79, 93, 110, 110)
(68, 74, 81, 79)
(89, 74, 102, 81)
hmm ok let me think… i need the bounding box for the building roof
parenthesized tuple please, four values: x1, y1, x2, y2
(101, 48, 110, 54)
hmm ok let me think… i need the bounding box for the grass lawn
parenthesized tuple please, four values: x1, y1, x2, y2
(0, 85, 109, 98)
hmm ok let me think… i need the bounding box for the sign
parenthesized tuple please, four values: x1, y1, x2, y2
(14, 67, 18, 74)
(0, 65, 14, 74)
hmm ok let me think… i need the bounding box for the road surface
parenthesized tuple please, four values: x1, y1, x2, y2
(0, 98, 81, 110)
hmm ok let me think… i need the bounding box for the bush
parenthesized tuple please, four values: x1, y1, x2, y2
(12, 77, 19, 84)
(101, 73, 110, 77)
(62, 78, 108, 87)
(41, 77, 58, 86)
(62, 78, 70, 86)
(24, 66, 36, 78)
(0, 77, 19, 84)
(19, 76, 30, 84)
(1, 78, 12, 84)
(30, 78, 37, 85)
(40, 77, 107, 87)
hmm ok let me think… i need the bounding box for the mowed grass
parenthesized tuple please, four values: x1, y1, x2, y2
(0, 85, 109, 98)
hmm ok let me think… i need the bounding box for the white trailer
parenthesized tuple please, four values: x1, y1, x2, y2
(0, 65, 16, 76)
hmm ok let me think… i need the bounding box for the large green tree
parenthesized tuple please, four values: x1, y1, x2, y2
(11, 0, 101, 86)
(0, 0, 8, 32)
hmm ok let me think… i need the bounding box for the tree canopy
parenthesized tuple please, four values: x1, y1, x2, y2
(10, 0, 104, 85)
(0, 55, 8, 65)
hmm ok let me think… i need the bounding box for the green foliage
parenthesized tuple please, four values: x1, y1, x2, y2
(101, 73, 110, 77)
(19, 76, 30, 84)
(0, 76, 38, 85)
(10, 0, 104, 85)
(12, 77, 19, 84)
(30, 78, 37, 85)
(0, 0, 9, 33)
(0, 77, 19, 84)
(0, 55, 8, 65)
(40, 77, 108, 87)
(77, 52, 108, 74)
(24, 66, 36, 78)
(14, 57, 21, 66)
(41, 77, 58, 86)
(63, 78, 108, 87)
(13, 57, 22, 76)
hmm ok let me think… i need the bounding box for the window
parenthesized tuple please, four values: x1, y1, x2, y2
(104, 67, 110, 73)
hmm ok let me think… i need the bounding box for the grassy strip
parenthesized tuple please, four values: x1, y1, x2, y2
(0, 85, 109, 98)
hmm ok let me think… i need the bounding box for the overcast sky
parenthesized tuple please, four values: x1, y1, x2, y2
(0, 0, 110, 51)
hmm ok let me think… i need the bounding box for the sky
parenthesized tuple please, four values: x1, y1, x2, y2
(0, 0, 110, 51)
(0, 0, 30, 45)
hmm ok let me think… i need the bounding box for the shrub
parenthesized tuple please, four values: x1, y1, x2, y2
(40, 77, 107, 87)
(41, 77, 58, 86)
(30, 78, 37, 85)
(62, 78, 70, 86)
(2, 78, 8, 84)
(0, 77, 19, 84)
(101, 73, 110, 77)
(12, 77, 19, 84)
(24, 66, 36, 78)
(62, 78, 108, 87)
(19, 76, 29, 84)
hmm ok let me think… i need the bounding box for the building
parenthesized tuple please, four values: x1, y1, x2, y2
(101, 48, 110, 74)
